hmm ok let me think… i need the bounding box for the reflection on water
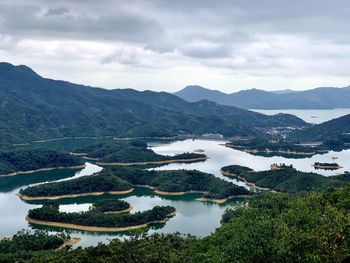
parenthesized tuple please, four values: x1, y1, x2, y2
(2, 138, 350, 248)
(150, 139, 350, 177)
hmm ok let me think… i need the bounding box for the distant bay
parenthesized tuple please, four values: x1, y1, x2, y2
(251, 108, 350, 124)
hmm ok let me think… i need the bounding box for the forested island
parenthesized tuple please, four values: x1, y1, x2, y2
(221, 164, 350, 194)
(18, 175, 133, 200)
(101, 167, 251, 202)
(27, 203, 176, 232)
(0, 149, 85, 176)
(224, 138, 328, 157)
(74, 141, 207, 165)
(4, 186, 350, 262)
(91, 199, 131, 214)
(18, 167, 250, 202)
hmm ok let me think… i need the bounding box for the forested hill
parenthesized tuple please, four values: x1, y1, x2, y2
(0, 62, 307, 144)
(175, 85, 350, 109)
(292, 114, 350, 141)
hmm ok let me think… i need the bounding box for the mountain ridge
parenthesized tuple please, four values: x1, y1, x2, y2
(0, 62, 307, 144)
(175, 85, 350, 109)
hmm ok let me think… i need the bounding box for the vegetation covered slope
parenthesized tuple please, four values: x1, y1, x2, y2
(102, 167, 250, 199)
(8, 186, 350, 262)
(0, 230, 68, 263)
(20, 167, 250, 200)
(225, 138, 328, 157)
(0, 63, 307, 144)
(19, 175, 132, 198)
(175, 84, 350, 109)
(114, 87, 308, 128)
(78, 140, 206, 163)
(221, 165, 350, 194)
(28, 203, 175, 229)
(0, 149, 84, 175)
(292, 114, 350, 142)
(92, 199, 131, 213)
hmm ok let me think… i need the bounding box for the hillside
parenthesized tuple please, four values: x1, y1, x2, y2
(0, 149, 84, 176)
(175, 85, 350, 109)
(292, 114, 350, 142)
(5, 186, 350, 262)
(0, 63, 307, 144)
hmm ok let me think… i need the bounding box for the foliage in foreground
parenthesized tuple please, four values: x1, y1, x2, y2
(7, 186, 350, 262)
(0, 230, 67, 263)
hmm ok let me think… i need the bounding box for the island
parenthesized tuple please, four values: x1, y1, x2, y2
(18, 166, 251, 203)
(223, 138, 327, 158)
(221, 164, 350, 194)
(91, 199, 132, 214)
(101, 167, 252, 203)
(73, 141, 208, 165)
(18, 175, 133, 201)
(0, 149, 85, 177)
(313, 162, 343, 170)
(26, 203, 176, 232)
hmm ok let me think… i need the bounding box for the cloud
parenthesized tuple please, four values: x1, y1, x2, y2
(0, 0, 350, 92)
(44, 7, 69, 16)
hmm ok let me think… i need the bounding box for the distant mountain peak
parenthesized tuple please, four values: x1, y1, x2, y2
(175, 84, 350, 109)
(0, 62, 40, 78)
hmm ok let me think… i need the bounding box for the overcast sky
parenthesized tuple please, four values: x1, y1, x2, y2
(1, 0, 350, 92)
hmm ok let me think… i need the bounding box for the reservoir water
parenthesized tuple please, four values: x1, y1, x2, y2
(251, 108, 350, 124)
(1, 138, 350, 247)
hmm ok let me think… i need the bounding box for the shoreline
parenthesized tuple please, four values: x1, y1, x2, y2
(17, 188, 134, 201)
(83, 156, 101, 161)
(104, 206, 133, 214)
(136, 184, 209, 196)
(313, 164, 343, 169)
(0, 164, 86, 177)
(137, 185, 246, 203)
(70, 152, 88, 156)
(96, 157, 208, 166)
(220, 169, 280, 194)
(25, 210, 177, 232)
(56, 237, 81, 250)
(223, 144, 315, 156)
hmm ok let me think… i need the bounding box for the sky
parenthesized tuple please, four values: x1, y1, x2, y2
(1, 0, 350, 93)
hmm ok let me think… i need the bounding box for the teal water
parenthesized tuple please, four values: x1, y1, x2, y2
(1, 138, 350, 247)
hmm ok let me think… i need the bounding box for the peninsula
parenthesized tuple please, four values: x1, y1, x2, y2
(0, 149, 85, 177)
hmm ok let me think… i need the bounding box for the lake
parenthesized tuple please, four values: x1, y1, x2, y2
(1, 138, 350, 247)
(250, 108, 350, 124)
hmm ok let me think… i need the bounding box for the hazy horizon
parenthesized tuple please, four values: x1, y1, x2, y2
(1, 0, 350, 92)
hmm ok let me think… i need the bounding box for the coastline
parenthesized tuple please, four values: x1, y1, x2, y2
(195, 197, 227, 204)
(0, 164, 86, 177)
(83, 156, 101, 161)
(313, 164, 343, 169)
(25, 210, 177, 232)
(136, 184, 209, 196)
(220, 169, 280, 194)
(96, 157, 208, 166)
(56, 237, 81, 250)
(16, 188, 134, 201)
(103, 206, 133, 214)
(137, 185, 246, 203)
(223, 144, 315, 156)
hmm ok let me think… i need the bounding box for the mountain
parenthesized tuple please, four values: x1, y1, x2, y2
(175, 85, 350, 109)
(0, 63, 307, 144)
(292, 114, 350, 141)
